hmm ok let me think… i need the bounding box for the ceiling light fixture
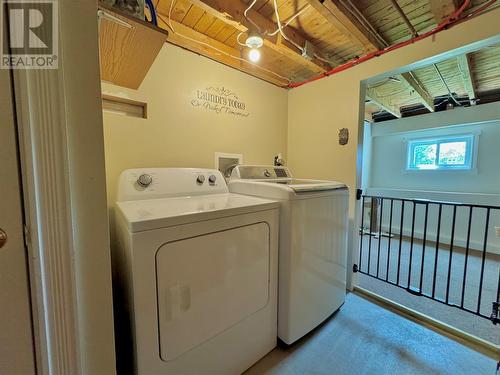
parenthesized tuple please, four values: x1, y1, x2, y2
(248, 48, 261, 62)
(245, 33, 263, 49)
(245, 32, 263, 63)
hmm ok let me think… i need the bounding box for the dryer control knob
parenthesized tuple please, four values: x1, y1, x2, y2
(137, 174, 153, 188)
(196, 175, 205, 184)
(208, 175, 217, 184)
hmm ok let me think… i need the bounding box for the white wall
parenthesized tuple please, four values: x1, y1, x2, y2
(365, 102, 500, 254)
(361, 121, 372, 190)
(369, 102, 500, 194)
(61, 1, 116, 373)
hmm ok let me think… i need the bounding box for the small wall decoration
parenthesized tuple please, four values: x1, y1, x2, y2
(191, 87, 250, 117)
(339, 128, 349, 146)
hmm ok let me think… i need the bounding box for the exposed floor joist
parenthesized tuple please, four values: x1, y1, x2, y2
(429, 0, 458, 22)
(305, 0, 384, 52)
(401, 72, 435, 112)
(389, 0, 418, 37)
(457, 54, 477, 105)
(331, 0, 388, 49)
(157, 15, 289, 86)
(366, 87, 402, 118)
(189, 0, 331, 74)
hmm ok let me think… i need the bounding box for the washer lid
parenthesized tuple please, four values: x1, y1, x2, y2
(229, 165, 347, 193)
(266, 179, 346, 192)
(116, 193, 279, 232)
(228, 179, 348, 200)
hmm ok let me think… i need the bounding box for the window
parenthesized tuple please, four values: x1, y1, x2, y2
(407, 135, 474, 171)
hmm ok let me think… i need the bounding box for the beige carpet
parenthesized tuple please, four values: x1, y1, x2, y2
(356, 235, 500, 344)
(245, 293, 496, 375)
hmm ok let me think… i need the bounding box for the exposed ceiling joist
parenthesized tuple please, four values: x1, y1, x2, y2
(429, 0, 459, 22)
(157, 16, 289, 86)
(366, 87, 402, 118)
(389, 0, 417, 37)
(304, 0, 382, 52)
(323, 0, 387, 51)
(457, 53, 477, 104)
(401, 72, 434, 112)
(189, 0, 331, 74)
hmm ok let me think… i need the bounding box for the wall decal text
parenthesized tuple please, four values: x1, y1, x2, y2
(191, 87, 250, 117)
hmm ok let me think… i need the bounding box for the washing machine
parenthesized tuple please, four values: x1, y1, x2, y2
(114, 168, 279, 374)
(229, 165, 348, 345)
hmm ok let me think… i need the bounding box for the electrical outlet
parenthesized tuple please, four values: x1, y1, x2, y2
(496, 227, 500, 238)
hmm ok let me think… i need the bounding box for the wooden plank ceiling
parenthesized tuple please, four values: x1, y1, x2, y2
(365, 42, 500, 122)
(150, 0, 500, 118)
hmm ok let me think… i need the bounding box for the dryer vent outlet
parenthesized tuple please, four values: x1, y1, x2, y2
(215, 152, 243, 179)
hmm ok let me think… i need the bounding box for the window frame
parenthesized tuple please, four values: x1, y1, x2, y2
(406, 134, 475, 171)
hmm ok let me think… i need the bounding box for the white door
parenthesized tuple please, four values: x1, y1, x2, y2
(0, 70, 37, 374)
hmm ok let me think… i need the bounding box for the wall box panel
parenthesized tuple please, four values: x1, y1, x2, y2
(98, 4, 168, 89)
(102, 94, 147, 118)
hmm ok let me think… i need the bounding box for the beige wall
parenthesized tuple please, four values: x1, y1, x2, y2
(102, 43, 288, 206)
(287, 8, 500, 217)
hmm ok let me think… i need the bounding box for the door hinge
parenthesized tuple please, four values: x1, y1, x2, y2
(352, 264, 359, 273)
(356, 189, 363, 201)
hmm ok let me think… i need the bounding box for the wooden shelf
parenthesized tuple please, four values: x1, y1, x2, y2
(98, 4, 168, 90)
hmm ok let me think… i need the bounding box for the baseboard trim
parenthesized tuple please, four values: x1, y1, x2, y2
(353, 286, 500, 360)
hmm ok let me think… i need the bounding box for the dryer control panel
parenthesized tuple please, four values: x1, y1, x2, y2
(117, 168, 228, 202)
(231, 165, 291, 180)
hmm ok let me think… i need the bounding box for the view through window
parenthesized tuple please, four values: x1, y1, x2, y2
(407, 135, 474, 170)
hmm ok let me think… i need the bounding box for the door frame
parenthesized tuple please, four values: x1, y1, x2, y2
(8, 1, 116, 374)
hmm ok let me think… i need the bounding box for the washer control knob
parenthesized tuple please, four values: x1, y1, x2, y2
(137, 174, 153, 188)
(196, 175, 205, 184)
(208, 175, 217, 184)
(264, 169, 271, 178)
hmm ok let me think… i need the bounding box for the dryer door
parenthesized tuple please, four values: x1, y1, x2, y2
(156, 222, 270, 361)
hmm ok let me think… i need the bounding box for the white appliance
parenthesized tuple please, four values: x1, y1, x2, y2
(114, 168, 279, 374)
(229, 165, 348, 344)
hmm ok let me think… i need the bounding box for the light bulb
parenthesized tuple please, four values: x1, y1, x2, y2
(249, 48, 260, 63)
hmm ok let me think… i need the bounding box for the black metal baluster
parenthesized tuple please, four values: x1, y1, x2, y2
(496, 266, 500, 308)
(368, 197, 374, 275)
(477, 208, 490, 314)
(385, 199, 394, 282)
(460, 206, 473, 309)
(376, 199, 384, 278)
(397, 200, 405, 286)
(359, 196, 365, 272)
(354, 196, 500, 320)
(445, 205, 457, 304)
(419, 203, 429, 293)
(497, 266, 500, 305)
(407, 202, 417, 289)
(432, 204, 443, 299)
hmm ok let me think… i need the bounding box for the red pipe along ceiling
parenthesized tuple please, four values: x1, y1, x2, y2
(288, 0, 496, 89)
